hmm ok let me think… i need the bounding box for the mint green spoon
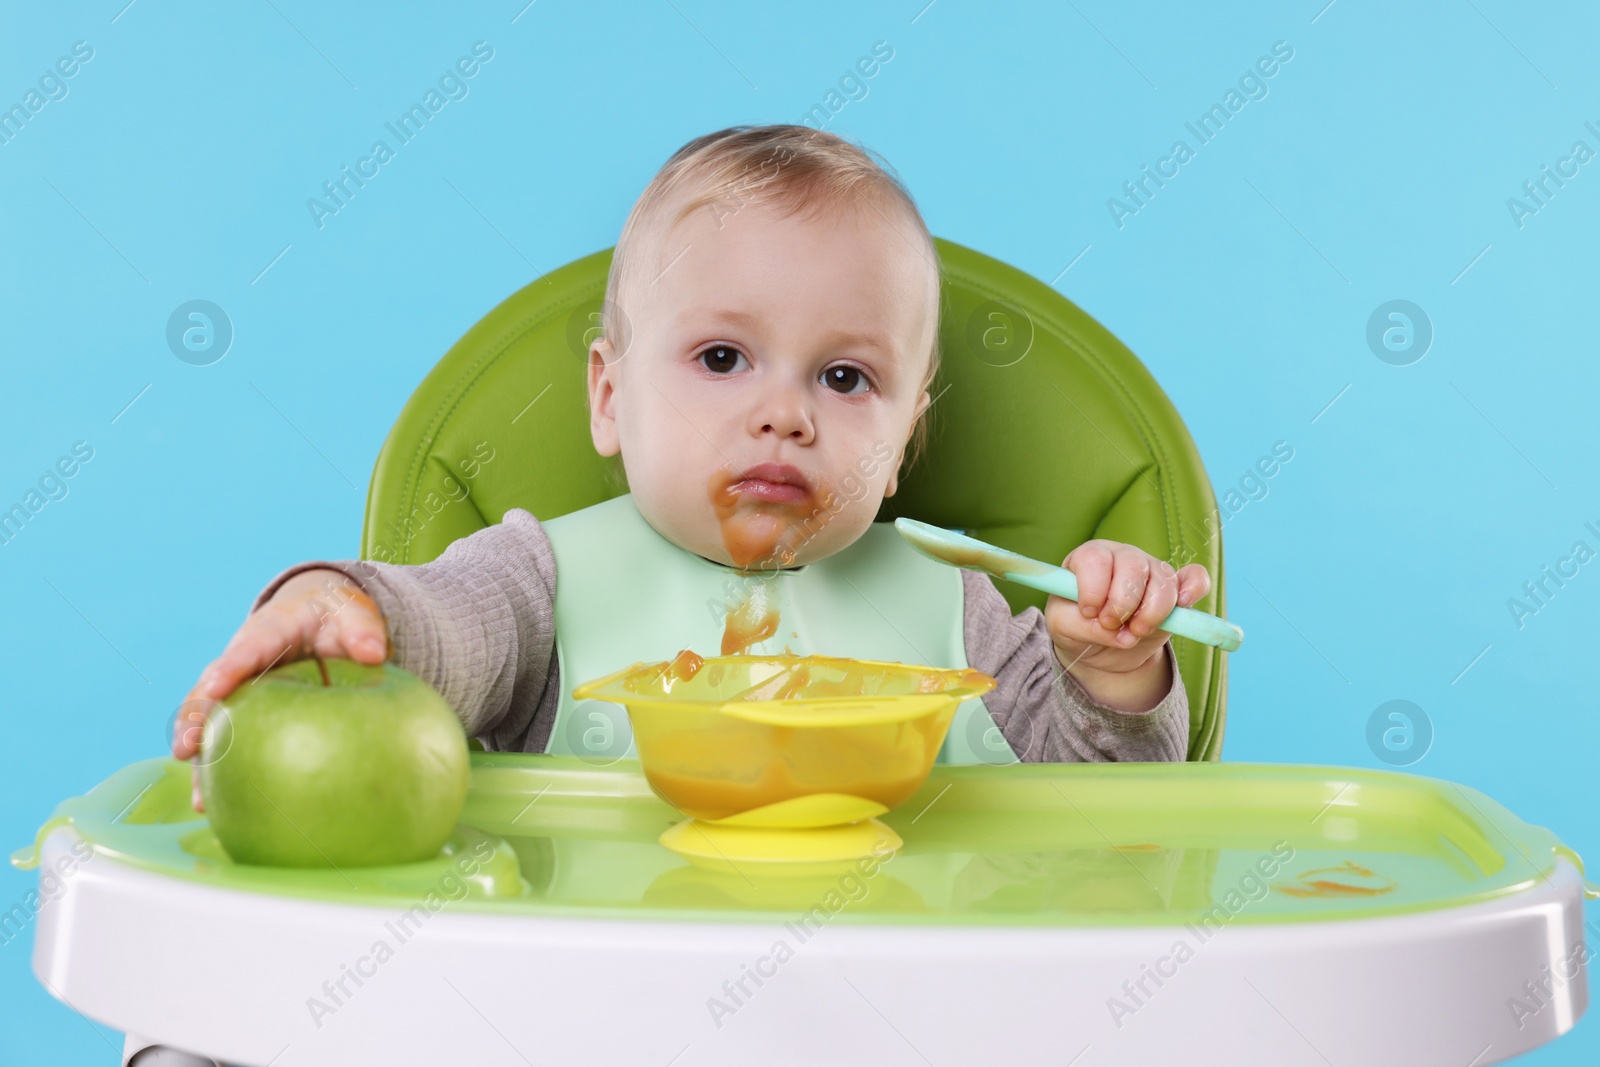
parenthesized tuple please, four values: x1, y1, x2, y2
(894, 518, 1243, 652)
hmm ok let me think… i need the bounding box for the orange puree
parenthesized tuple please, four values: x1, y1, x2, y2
(1272, 860, 1397, 898)
(666, 649, 704, 682)
(706, 466, 840, 570)
(642, 715, 949, 820)
(624, 655, 996, 819)
(650, 653, 991, 702)
(648, 762, 930, 822)
(721, 584, 779, 656)
(705, 464, 785, 654)
(705, 466, 860, 656)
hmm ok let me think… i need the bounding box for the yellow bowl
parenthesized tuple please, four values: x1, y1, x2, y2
(572, 654, 996, 827)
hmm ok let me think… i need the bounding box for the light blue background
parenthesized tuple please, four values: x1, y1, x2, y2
(2, 1, 1596, 1062)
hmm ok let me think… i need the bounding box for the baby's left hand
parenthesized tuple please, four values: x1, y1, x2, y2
(1045, 540, 1211, 692)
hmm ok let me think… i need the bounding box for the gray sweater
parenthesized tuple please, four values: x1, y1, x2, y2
(249, 508, 1189, 762)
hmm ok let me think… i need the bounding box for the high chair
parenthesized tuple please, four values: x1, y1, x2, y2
(362, 239, 1229, 760)
(14, 240, 1592, 1067)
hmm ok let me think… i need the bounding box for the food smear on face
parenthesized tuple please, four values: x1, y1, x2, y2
(707, 465, 838, 570)
(707, 466, 853, 655)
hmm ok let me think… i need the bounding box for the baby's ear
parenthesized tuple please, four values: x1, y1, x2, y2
(885, 388, 933, 498)
(884, 439, 907, 498)
(586, 340, 621, 457)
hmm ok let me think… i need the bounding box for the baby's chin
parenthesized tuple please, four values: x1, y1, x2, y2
(642, 497, 874, 572)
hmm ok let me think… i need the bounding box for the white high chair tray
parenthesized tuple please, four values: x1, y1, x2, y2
(18, 755, 1592, 1067)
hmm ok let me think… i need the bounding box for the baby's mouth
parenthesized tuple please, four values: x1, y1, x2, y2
(728, 479, 808, 504)
(724, 462, 814, 506)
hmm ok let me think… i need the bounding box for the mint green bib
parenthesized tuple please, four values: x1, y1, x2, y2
(540, 494, 1018, 766)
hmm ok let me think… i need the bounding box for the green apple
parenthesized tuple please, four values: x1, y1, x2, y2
(198, 656, 470, 868)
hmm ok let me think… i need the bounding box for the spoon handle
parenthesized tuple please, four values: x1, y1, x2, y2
(1002, 566, 1243, 652)
(891, 518, 1244, 652)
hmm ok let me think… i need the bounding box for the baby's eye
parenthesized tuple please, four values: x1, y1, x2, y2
(820, 364, 870, 395)
(699, 345, 748, 374)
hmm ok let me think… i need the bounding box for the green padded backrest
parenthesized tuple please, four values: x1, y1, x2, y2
(362, 239, 1229, 760)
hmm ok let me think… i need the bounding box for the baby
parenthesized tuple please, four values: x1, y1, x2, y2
(172, 124, 1210, 808)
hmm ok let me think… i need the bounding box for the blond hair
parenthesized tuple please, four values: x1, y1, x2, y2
(600, 124, 942, 474)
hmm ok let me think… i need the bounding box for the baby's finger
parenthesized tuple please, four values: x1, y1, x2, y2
(1127, 564, 1178, 640)
(191, 763, 205, 813)
(1099, 548, 1150, 632)
(329, 591, 389, 663)
(173, 619, 302, 760)
(172, 697, 215, 761)
(1176, 563, 1212, 607)
(346, 621, 389, 663)
(310, 608, 387, 664)
(207, 609, 305, 696)
(1065, 543, 1114, 620)
(1045, 597, 1134, 654)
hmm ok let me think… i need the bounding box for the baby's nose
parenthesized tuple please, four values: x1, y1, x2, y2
(749, 390, 814, 442)
(762, 417, 808, 439)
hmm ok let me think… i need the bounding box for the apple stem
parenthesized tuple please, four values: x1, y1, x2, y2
(313, 653, 330, 687)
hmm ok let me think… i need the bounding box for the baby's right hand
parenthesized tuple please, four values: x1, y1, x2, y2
(174, 568, 390, 811)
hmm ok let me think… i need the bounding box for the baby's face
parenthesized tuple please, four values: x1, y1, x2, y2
(588, 197, 936, 570)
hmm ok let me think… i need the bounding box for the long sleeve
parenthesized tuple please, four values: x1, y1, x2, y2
(962, 569, 1189, 762)
(246, 507, 562, 751)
